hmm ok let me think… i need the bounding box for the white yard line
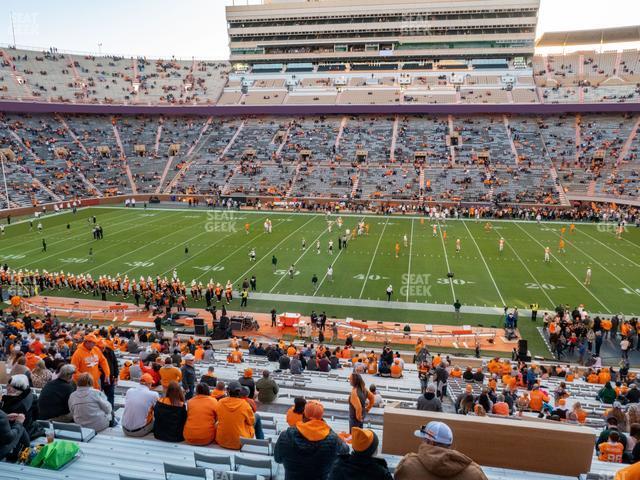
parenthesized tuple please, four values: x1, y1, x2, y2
(514, 222, 611, 312)
(462, 220, 506, 306)
(315, 216, 365, 297)
(437, 221, 456, 303)
(87, 211, 186, 273)
(491, 228, 556, 309)
(233, 216, 317, 285)
(359, 218, 389, 299)
(16, 211, 164, 269)
(0, 209, 134, 255)
(269, 225, 329, 293)
(190, 216, 275, 281)
(406, 218, 414, 302)
(577, 228, 640, 267)
(548, 230, 640, 299)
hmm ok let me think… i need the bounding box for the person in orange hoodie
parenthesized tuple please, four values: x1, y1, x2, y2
(215, 381, 255, 450)
(274, 400, 349, 480)
(70, 333, 110, 390)
(528, 385, 549, 413)
(159, 357, 182, 391)
(183, 383, 219, 445)
(24, 347, 41, 371)
(286, 397, 306, 427)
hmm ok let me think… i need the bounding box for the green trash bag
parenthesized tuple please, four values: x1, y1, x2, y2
(30, 440, 80, 470)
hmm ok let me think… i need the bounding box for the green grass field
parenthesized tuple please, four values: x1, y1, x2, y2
(2, 205, 640, 356)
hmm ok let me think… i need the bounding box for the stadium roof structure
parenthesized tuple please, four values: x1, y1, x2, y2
(536, 25, 640, 48)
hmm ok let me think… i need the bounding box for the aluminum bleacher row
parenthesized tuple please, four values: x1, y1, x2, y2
(3, 47, 640, 106)
(0, 343, 626, 480)
(2, 112, 640, 207)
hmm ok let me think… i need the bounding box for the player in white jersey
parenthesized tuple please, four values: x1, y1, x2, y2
(544, 246, 550, 263)
(37, 222, 43, 232)
(327, 265, 333, 282)
(327, 220, 333, 233)
(403, 234, 408, 248)
(337, 216, 343, 228)
(432, 224, 437, 237)
(584, 267, 592, 286)
(316, 240, 321, 255)
(455, 238, 461, 254)
(0, 224, 4, 235)
(301, 238, 306, 250)
(499, 238, 504, 254)
(328, 240, 334, 255)
(249, 248, 256, 262)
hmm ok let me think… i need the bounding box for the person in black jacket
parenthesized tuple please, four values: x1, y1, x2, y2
(239, 368, 256, 398)
(153, 381, 187, 443)
(0, 409, 30, 462)
(181, 354, 197, 400)
(1, 375, 40, 440)
(329, 427, 392, 480)
(626, 384, 640, 404)
(100, 340, 119, 408)
(38, 364, 76, 422)
(275, 400, 348, 480)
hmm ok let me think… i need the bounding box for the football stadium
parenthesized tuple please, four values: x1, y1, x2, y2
(0, 0, 640, 478)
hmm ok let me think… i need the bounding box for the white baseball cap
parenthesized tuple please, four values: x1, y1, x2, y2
(414, 421, 453, 446)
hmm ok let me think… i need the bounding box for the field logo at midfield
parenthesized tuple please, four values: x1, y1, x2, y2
(401, 273, 432, 298)
(205, 211, 238, 233)
(125, 261, 154, 268)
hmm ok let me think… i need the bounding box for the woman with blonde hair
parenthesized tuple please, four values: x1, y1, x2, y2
(627, 403, 640, 427)
(605, 402, 629, 433)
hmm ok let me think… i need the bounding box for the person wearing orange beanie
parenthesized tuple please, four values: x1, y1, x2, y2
(275, 400, 349, 480)
(328, 427, 393, 479)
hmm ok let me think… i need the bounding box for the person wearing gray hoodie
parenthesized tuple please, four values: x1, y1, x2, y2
(68, 373, 112, 432)
(417, 384, 443, 412)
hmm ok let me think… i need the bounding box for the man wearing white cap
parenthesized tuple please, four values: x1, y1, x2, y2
(395, 421, 487, 480)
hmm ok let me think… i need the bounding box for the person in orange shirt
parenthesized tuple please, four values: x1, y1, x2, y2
(587, 370, 599, 384)
(194, 345, 205, 361)
(599, 368, 612, 385)
(395, 242, 400, 258)
(450, 366, 462, 378)
(216, 381, 255, 449)
(286, 345, 297, 357)
(119, 360, 132, 381)
(286, 397, 306, 427)
(24, 348, 41, 371)
(159, 357, 182, 391)
(390, 359, 403, 378)
(227, 347, 243, 363)
(558, 238, 565, 254)
(528, 385, 549, 413)
(210, 381, 227, 400)
(349, 373, 375, 429)
(183, 383, 219, 446)
(598, 432, 624, 463)
(492, 395, 510, 416)
(568, 401, 587, 424)
(70, 333, 110, 390)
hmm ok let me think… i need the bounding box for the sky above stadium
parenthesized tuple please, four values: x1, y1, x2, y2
(0, 0, 638, 59)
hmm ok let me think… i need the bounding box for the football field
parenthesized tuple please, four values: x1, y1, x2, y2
(2, 206, 640, 354)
